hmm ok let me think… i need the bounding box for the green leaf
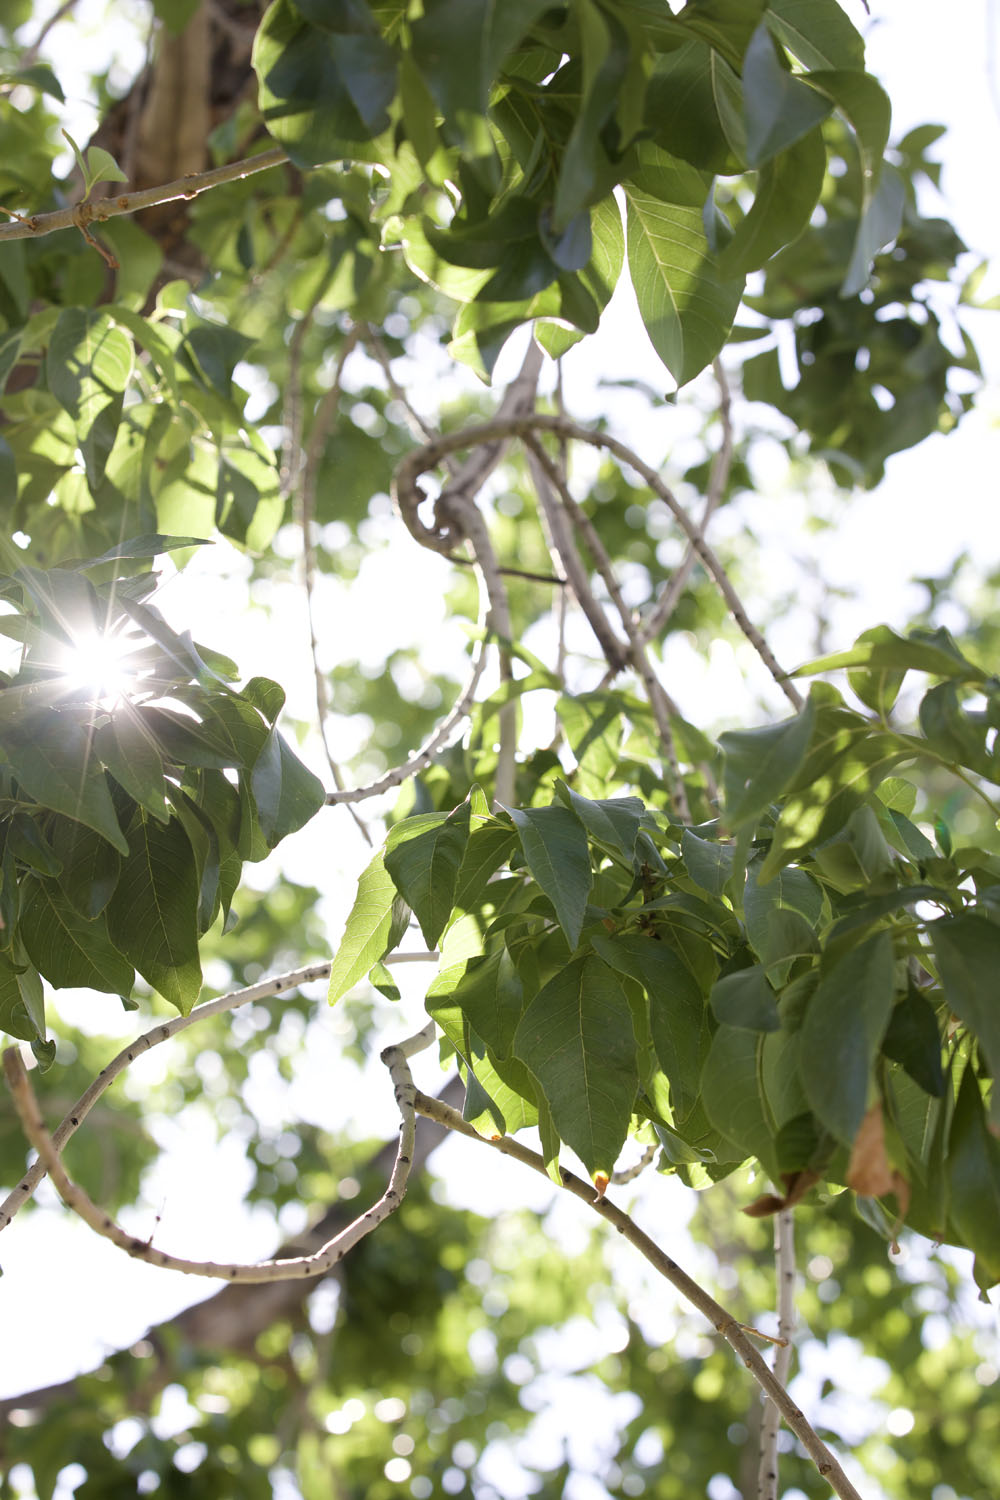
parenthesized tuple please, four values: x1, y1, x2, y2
(841, 163, 905, 298)
(46, 309, 133, 488)
(453, 820, 517, 916)
(48, 818, 121, 919)
(711, 965, 780, 1031)
(513, 955, 637, 1177)
(807, 69, 890, 187)
(933, 916, 1000, 1130)
(718, 126, 825, 276)
(798, 932, 895, 1144)
(681, 830, 735, 897)
(432, 945, 524, 1059)
(385, 803, 472, 949)
(742, 24, 832, 166)
(105, 813, 203, 1013)
(624, 151, 743, 387)
(250, 728, 327, 847)
(85, 145, 128, 188)
(555, 782, 644, 866)
(743, 863, 822, 979)
(796, 624, 987, 684)
(591, 931, 707, 1121)
(506, 803, 592, 949)
(20, 881, 134, 996)
(882, 985, 945, 1098)
(2, 720, 129, 854)
(96, 707, 171, 823)
(946, 1068, 1000, 1289)
(328, 849, 409, 1005)
(719, 696, 814, 830)
(6, 61, 65, 101)
(764, 0, 865, 72)
(254, 0, 396, 165)
(700, 1024, 776, 1172)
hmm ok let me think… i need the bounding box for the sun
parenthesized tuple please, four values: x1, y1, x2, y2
(55, 629, 145, 707)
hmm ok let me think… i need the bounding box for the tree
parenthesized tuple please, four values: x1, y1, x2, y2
(0, 1, 997, 1497)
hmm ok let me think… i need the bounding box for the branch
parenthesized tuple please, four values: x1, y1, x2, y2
(3, 1023, 435, 1282)
(413, 1091, 865, 1500)
(639, 359, 734, 645)
(325, 623, 489, 806)
(0, 962, 332, 1231)
(393, 413, 803, 711)
(0, 147, 288, 243)
(0, 1071, 466, 1423)
(523, 433, 691, 821)
(758, 1207, 797, 1500)
(292, 321, 373, 844)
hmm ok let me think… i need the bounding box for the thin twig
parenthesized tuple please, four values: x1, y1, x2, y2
(293, 322, 372, 844)
(0, 147, 288, 244)
(361, 324, 448, 455)
(394, 414, 803, 711)
(640, 359, 734, 645)
(611, 1141, 657, 1185)
(326, 618, 489, 806)
(0, 963, 333, 1231)
(413, 1090, 864, 1500)
(3, 1024, 435, 1282)
(19, 0, 78, 66)
(758, 1207, 797, 1500)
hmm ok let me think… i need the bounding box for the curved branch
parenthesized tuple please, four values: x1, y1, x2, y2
(326, 629, 489, 805)
(0, 148, 288, 243)
(0, 962, 332, 1231)
(2, 1025, 435, 1283)
(413, 1090, 863, 1500)
(393, 413, 803, 711)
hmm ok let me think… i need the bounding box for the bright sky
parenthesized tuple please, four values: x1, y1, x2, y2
(2, 5, 999, 1494)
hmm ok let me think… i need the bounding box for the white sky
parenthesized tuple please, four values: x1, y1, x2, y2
(2, 4, 999, 1491)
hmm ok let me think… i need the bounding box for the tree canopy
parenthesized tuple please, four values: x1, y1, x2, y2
(0, 2, 997, 1498)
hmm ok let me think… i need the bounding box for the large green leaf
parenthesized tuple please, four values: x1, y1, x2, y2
(105, 813, 203, 1013)
(947, 1068, 1000, 1291)
(429, 945, 524, 1060)
(701, 1023, 777, 1174)
(718, 126, 825, 276)
(250, 727, 327, 847)
(719, 696, 814, 830)
(1, 720, 129, 855)
(796, 624, 986, 684)
(933, 916, 1000, 1130)
(96, 706, 171, 824)
(20, 881, 134, 996)
(254, 0, 396, 165)
(513, 955, 637, 1177)
(591, 931, 706, 1122)
(45, 309, 132, 488)
(506, 803, 592, 949)
(555, 782, 644, 867)
(798, 932, 895, 1144)
(710, 965, 780, 1031)
(764, 0, 866, 72)
(385, 802, 471, 948)
(742, 23, 832, 167)
(328, 849, 410, 1004)
(624, 151, 743, 386)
